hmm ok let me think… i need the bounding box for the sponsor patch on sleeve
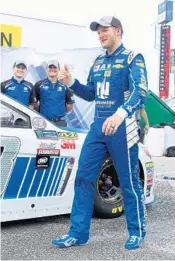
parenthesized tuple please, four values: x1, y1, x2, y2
(127, 51, 135, 64)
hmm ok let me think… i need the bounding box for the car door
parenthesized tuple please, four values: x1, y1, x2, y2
(0, 98, 76, 202)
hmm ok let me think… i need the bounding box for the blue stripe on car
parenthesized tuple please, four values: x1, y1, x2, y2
(3, 157, 29, 199)
(52, 158, 67, 196)
(42, 158, 59, 197)
(3, 157, 69, 199)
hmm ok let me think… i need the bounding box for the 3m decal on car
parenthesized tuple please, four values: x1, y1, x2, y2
(61, 140, 76, 150)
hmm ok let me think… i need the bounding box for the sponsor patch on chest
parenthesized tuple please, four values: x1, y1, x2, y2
(104, 70, 111, 77)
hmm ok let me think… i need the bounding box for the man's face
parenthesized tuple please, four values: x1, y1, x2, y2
(13, 65, 27, 78)
(47, 65, 59, 78)
(97, 26, 120, 49)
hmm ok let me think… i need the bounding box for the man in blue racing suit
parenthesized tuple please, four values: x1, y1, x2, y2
(52, 16, 148, 250)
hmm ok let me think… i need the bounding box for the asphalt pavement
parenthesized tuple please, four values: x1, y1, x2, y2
(1, 157, 175, 260)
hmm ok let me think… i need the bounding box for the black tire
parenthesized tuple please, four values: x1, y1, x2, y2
(94, 158, 144, 219)
(94, 158, 124, 219)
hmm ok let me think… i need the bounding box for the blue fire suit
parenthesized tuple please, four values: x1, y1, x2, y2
(68, 44, 148, 242)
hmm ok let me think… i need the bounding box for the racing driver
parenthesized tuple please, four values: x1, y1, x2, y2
(52, 16, 148, 250)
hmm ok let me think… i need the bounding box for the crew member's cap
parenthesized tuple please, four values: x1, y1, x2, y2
(90, 16, 123, 34)
(13, 60, 27, 68)
(47, 60, 60, 68)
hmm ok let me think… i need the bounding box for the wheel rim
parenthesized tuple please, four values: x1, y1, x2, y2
(97, 161, 123, 205)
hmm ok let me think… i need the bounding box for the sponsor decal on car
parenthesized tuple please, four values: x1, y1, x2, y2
(147, 174, 153, 187)
(61, 140, 76, 150)
(145, 162, 154, 168)
(39, 142, 57, 149)
(35, 130, 59, 140)
(112, 206, 123, 214)
(32, 117, 47, 130)
(58, 132, 78, 140)
(146, 187, 151, 197)
(37, 148, 60, 156)
(36, 155, 50, 169)
(145, 163, 154, 175)
(145, 162, 154, 192)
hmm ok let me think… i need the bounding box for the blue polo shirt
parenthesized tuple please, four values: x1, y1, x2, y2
(0, 77, 35, 106)
(34, 78, 75, 120)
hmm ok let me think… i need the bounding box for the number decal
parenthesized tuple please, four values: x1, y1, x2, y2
(0, 136, 20, 195)
(97, 80, 110, 99)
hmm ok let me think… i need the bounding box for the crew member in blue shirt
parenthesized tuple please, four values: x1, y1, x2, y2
(0, 61, 36, 109)
(34, 60, 75, 126)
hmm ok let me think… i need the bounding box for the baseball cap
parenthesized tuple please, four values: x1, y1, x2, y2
(90, 16, 123, 33)
(47, 60, 60, 68)
(13, 60, 27, 68)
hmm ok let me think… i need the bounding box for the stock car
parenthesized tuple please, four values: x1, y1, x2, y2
(0, 93, 155, 222)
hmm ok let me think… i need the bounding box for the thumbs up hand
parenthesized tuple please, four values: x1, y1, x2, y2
(64, 64, 69, 72)
(58, 64, 72, 86)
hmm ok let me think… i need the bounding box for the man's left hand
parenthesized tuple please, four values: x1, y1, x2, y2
(102, 114, 123, 136)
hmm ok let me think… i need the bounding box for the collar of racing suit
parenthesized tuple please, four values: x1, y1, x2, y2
(105, 43, 125, 58)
